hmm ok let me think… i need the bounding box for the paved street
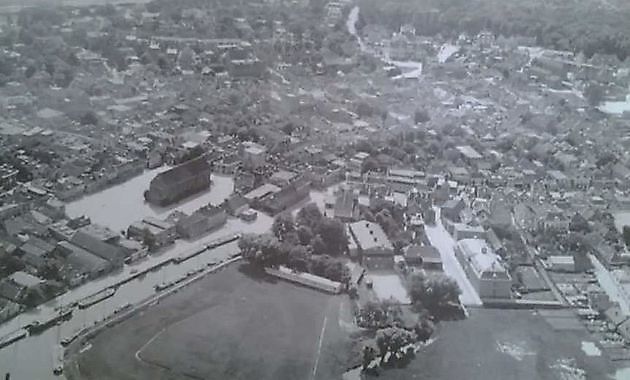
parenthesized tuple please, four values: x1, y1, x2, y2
(424, 209, 482, 306)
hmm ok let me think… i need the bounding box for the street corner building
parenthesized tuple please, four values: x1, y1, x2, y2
(144, 157, 212, 206)
(454, 238, 512, 299)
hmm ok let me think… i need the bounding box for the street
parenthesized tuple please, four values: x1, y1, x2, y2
(424, 209, 483, 306)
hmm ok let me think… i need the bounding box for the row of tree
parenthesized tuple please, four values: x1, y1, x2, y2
(272, 203, 349, 256)
(238, 233, 350, 283)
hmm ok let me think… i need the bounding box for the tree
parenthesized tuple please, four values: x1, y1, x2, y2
(239, 233, 284, 267)
(296, 203, 323, 229)
(282, 122, 296, 135)
(361, 344, 377, 370)
(22, 288, 40, 308)
(287, 245, 310, 272)
(272, 213, 295, 241)
(361, 157, 379, 173)
(375, 327, 416, 363)
(80, 111, 98, 126)
(297, 225, 314, 245)
(408, 273, 461, 316)
(414, 109, 430, 124)
(311, 234, 327, 255)
(623, 226, 630, 248)
(584, 83, 604, 107)
(316, 218, 348, 256)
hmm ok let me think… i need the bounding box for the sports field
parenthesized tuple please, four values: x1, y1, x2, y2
(69, 264, 351, 380)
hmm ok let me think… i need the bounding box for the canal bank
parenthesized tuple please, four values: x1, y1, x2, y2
(0, 167, 272, 379)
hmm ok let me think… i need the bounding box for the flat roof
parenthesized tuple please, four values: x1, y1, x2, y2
(456, 145, 483, 159)
(244, 183, 281, 200)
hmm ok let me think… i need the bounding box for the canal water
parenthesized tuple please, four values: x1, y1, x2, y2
(0, 169, 273, 380)
(66, 168, 235, 232)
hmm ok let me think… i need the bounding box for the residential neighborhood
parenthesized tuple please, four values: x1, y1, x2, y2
(0, 0, 630, 379)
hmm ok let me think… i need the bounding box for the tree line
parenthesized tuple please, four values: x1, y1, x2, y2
(359, 0, 630, 60)
(238, 203, 351, 283)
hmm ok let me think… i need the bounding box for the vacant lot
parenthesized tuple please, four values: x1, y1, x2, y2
(70, 264, 350, 380)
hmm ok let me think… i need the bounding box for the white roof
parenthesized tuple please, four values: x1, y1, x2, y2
(457, 239, 509, 279)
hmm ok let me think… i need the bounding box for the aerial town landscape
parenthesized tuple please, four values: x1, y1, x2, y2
(1, 0, 630, 379)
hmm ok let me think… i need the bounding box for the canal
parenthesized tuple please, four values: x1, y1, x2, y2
(0, 169, 273, 380)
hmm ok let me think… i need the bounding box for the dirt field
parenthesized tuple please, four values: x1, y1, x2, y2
(69, 264, 351, 380)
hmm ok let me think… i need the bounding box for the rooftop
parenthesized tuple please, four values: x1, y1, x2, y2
(349, 220, 394, 253)
(457, 239, 509, 279)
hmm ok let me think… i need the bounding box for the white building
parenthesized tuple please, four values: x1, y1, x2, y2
(455, 239, 511, 299)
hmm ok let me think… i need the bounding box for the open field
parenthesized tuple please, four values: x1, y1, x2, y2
(376, 308, 617, 380)
(68, 264, 350, 380)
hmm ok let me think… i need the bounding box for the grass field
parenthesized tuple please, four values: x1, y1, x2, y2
(375, 309, 616, 380)
(70, 264, 351, 380)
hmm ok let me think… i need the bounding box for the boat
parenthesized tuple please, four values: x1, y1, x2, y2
(154, 282, 171, 291)
(0, 329, 28, 349)
(27, 309, 73, 335)
(60, 330, 83, 347)
(114, 302, 132, 314)
(77, 288, 116, 310)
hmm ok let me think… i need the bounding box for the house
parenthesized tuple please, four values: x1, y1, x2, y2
(270, 170, 298, 187)
(548, 255, 575, 272)
(18, 238, 55, 270)
(405, 244, 442, 270)
(144, 157, 211, 206)
(128, 217, 177, 247)
(455, 239, 512, 299)
(333, 187, 359, 222)
(244, 183, 282, 203)
(57, 241, 111, 282)
(176, 207, 227, 239)
(241, 142, 267, 169)
(441, 198, 465, 223)
(224, 194, 249, 216)
(70, 231, 126, 267)
(261, 178, 311, 215)
(348, 221, 395, 270)
(449, 222, 486, 241)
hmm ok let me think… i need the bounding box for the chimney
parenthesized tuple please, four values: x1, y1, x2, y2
(481, 247, 487, 254)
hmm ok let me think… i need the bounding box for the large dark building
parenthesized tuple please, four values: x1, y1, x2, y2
(144, 158, 211, 206)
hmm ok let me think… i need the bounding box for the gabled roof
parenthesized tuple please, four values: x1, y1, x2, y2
(71, 230, 124, 264)
(151, 157, 210, 188)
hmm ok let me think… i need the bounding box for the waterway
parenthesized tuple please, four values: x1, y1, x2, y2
(66, 168, 234, 232)
(0, 169, 272, 380)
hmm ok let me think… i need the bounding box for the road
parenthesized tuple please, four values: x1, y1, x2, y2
(424, 208, 483, 306)
(589, 254, 630, 316)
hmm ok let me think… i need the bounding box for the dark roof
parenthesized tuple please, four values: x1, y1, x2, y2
(152, 157, 210, 188)
(405, 245, 441, 262)
(0, 280, 23, 302)
(71, 231, 125, 264)
(225, 194, 248, 213)
(62, 242, 109, 273)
